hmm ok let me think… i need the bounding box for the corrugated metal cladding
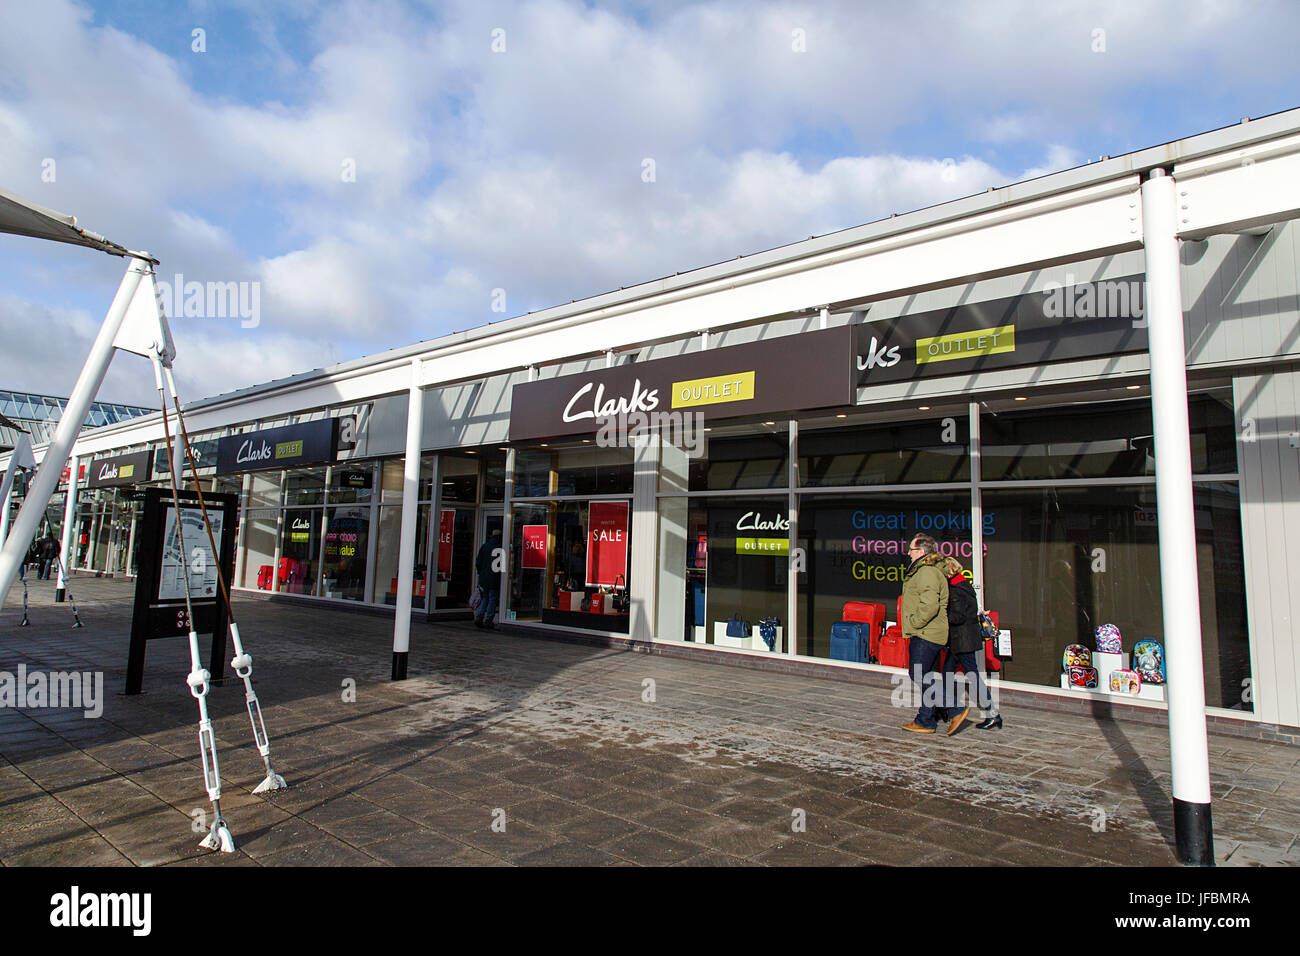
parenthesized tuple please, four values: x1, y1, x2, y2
(1235, 367, 1300, 728)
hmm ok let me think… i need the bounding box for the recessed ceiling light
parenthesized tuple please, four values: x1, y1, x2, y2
(918, 406, 930, 411)
(465, 450, 477, 454)
(835, 413, 847, 419)
(764, 421, 775, 426)
(582, 439, 591, 443)
(1126, 385, 1141, 390)
(1014, 397, 1027, 402)
(539, 443, 548, 447)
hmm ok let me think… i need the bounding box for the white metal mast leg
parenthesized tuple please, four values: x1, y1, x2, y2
(1142, 169, 1214, 866)
(0, 260, 149, 611)
(56, 453, 80, 603)
(154, 357, 234, 853)
(163, 366, 285, 794)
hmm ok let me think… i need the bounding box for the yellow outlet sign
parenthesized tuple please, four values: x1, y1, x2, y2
(916, 325, 1016, 364)
(671, 371, 755, 408)
(736, 536, 788, 555)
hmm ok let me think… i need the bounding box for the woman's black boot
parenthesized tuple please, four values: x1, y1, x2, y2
(976, 714, 1003, 730)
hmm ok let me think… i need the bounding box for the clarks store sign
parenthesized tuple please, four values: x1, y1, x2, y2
(509, 326, 853, 441)
(854, 274, 1149, 387)
(86, 451, 152, 488)
(216, 419, 339, 474)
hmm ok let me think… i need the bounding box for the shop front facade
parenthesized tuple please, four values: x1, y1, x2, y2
(10, 112, 1300, 733)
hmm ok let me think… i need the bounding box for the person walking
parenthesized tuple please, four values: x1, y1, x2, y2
(939, 556, 1002, 734)
(473, 530, 502, 628)
(38, 532, 59, 580)
(899, 534, 950, 734)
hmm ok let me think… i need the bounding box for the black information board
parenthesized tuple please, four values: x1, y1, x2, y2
(125, 488, 237, 695)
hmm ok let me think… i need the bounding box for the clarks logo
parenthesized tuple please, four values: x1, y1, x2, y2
(856, 335, 901, 372)
(562, 379, 660, 423)
(235, 439, 272, 464)
(97, 463, 118, 481)
(291, 517, 311, 531)
(736, 511, 789, 532)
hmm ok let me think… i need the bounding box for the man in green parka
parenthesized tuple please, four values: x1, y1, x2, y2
(899, 534, 951, 734)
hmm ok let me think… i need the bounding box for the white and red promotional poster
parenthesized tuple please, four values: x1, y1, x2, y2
(521, 524, 548, 569)
(586, 501, 628, 587)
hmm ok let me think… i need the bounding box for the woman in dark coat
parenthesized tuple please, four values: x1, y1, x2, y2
(941, 557, 1002, 733)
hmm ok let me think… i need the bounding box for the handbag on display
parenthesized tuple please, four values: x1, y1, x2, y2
(1067, 665, 1099, 688)
(612, 574, 630, 613)
(1132, 640, 1166, 684)
(1110, 669, 1142, 695)
(1095, 623, 1123, 654)
(757, 616, 779, 652)
(1063, 644, 1092, 670)
(725, 614, 749, 639)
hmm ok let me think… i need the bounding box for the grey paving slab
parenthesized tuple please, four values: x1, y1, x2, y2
(1, 574, 1297, 867)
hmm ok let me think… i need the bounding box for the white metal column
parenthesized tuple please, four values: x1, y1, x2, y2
(1142, 169, 1214, 866)
(786, 419, 799, 656)
(55, 455, 80, 602)
(362, 460, 380, 605)
(499, 447, 516, 619)
(233, 473, 251, 587)
(391, 359, 423, 679)
(0, 486, 10, 549)
(969, 403, 984, 607)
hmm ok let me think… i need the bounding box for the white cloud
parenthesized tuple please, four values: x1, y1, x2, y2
(0, 0, 1296, 407)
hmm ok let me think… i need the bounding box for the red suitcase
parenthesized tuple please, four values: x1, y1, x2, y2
(843, 601, 887, 660)
(257, 565, 273, 590)
(877, 624, 908, 669)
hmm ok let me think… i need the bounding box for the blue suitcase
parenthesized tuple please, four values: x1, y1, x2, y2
(829, 620, 867, 663)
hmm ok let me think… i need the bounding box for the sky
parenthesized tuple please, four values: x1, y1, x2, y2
(0, 0, 1297, 408)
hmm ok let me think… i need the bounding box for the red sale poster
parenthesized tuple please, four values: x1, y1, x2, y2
(437, 509, 454, 576)
(586, 501, 629, 587)
(521, 524, 548, 569)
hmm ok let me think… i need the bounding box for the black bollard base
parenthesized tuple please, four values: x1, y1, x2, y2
(1174, 798, 1214, 866)
(55, 588, 65, 603)
(391, 651, 408, 681)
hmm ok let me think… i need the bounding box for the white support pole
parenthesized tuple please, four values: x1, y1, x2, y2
(56, 455, 80, 601)
(787, 418, 799, 657)
(391, 359, 423, 680)
(500, 447, 516, 620)
(969, 402, 984, 607)
(0, 482, 11, 550)
(233, 473, 251, 587)
(0, 258, 150, 610)
(124, 500, 138, 577)
(1142, 169, 1214, 866)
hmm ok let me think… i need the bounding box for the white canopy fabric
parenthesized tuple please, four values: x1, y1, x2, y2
(0, 184, 136, 258)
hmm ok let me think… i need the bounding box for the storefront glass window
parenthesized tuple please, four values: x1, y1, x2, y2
(980, 391, 1236, 482)
(329, 465, 374, 504)
(279, 508, 320, 594)
(683, 429, 788, 492)
(799, 417, 969, 487)
(797, 492, 974, 659)
(482, 449, 508, 501)
(374, 504, 430, 608)
(981, 482, 1249, 709)
(284, 467, 326, 506)
(321, 506, 369, 601)
(441, 455, 480, 504)
(243, 508, 278, 589)
(508, 499, 631, 631)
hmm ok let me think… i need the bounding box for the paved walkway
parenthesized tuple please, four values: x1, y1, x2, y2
(1, 575, 1297, 866)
